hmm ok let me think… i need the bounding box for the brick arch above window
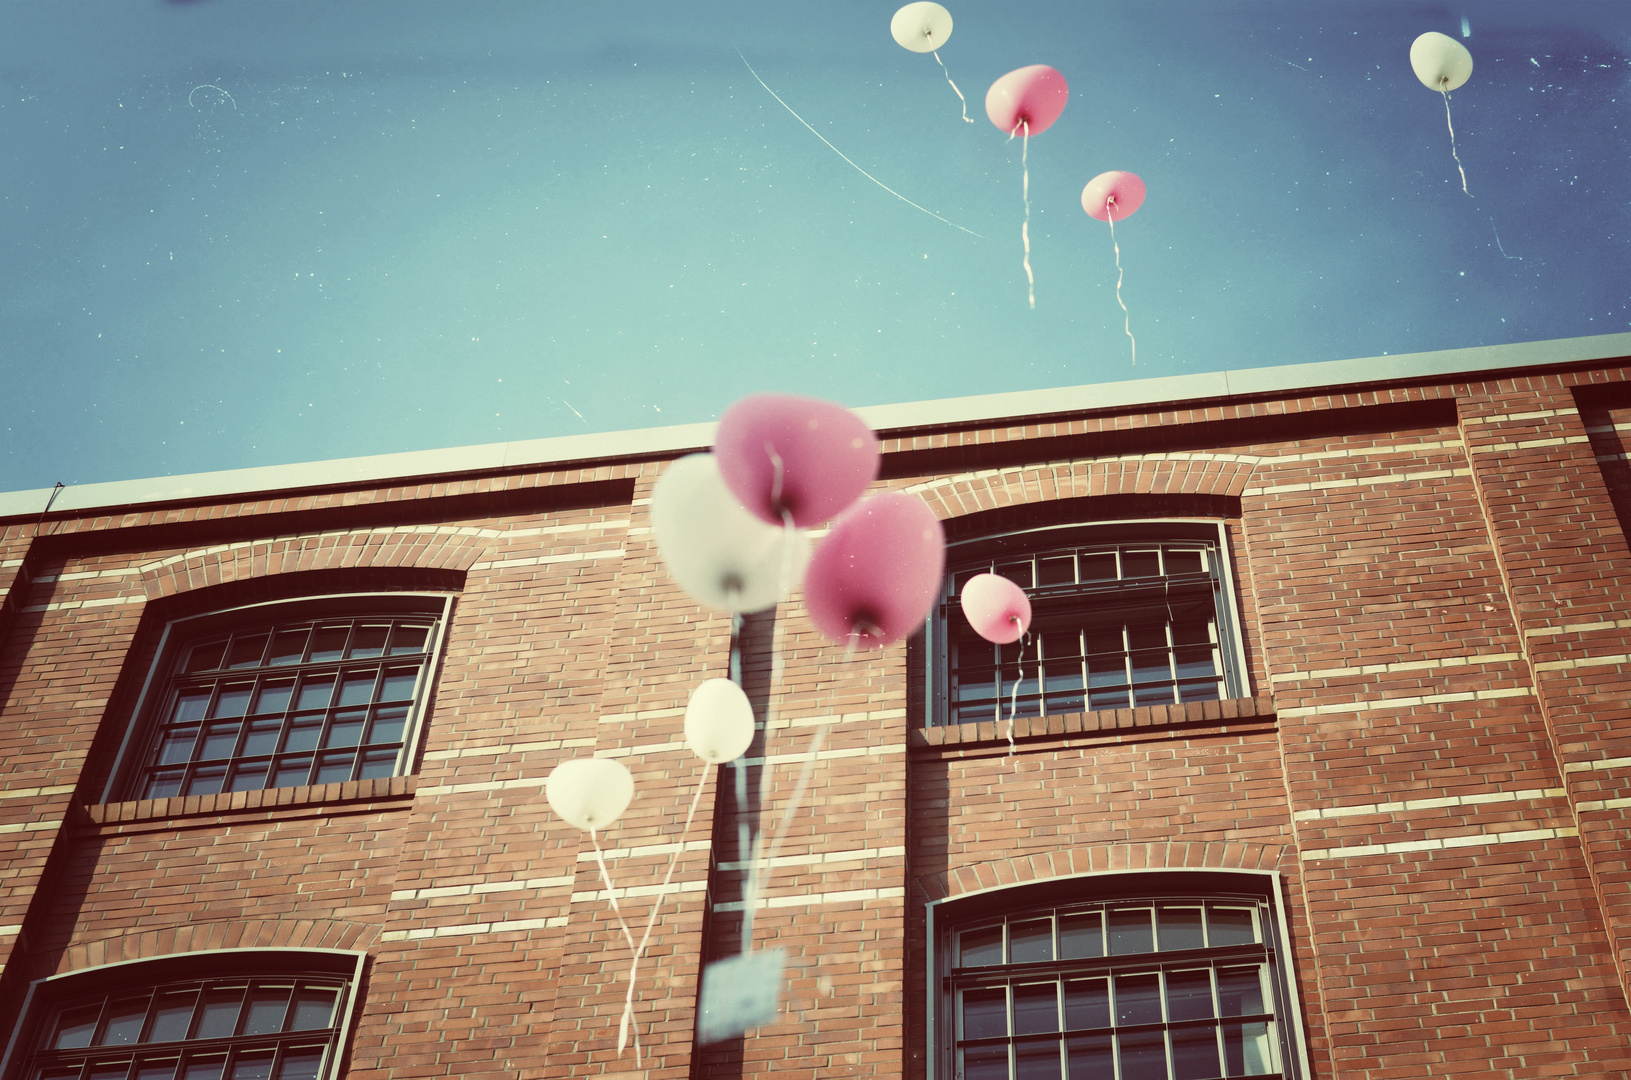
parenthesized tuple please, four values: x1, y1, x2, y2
(902, 455, 1258, 524)
(51, 920, 380, 980)
(138, 527, 497, 602)
(917, 841, 1291, 904)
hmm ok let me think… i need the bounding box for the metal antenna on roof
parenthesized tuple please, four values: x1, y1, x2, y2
(33, 482, 65, 537)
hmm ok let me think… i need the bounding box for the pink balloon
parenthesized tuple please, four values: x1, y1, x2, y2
(714, 393, 881, 528)
(1081, 171, 1146, 223)
(959, 573, 1032, 644)
(984, 65, 1069, 137)
(803, 493, 946, 649)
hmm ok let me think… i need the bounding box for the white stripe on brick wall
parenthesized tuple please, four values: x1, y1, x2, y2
(417, 775, 573, 797)
(1470, 435, 1590, 454)
(595, 740, 687, 759)
(379, 916, 570, 942)
(21, 595, 145, 613)
(1293, 787, 1564, 822)
(1575, 797, 1631, 813)
(576, 839, 711, 862)
(1563, 756, 1631, 774)
(1278, 686, 1532, 718)
(0, 785, 75, 801)
(1462, 409, 1570, 426)
(599, 706, 685, 726)
(139, 526, 501, 573)
(1301, 826, 1577, 861)
(0, 924, 21, 937)
(32, 567, 141, 584)
(739, 743, 905, 768)
(390, 874, 576, 902)
(472, 547, 625, 570)
(1534, 653, 1630, 672)
(1270, 652, 1521, 685)
(0, 559, 24, 570)
(571, 879, 708, 904)
(769, 707, 906, 731)
(422, 736, 595, 763)
(1243, 467, 1472, 498)
(717, 845, 906, 872)
(0, 820, 61, 835)
(713, 886, 906, 912)
(500, 520, 630, 539)
(1526, 617, 1631, 638)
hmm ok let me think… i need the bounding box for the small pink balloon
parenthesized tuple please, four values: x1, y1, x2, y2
(1081, 171, 1146, 222)
(984, 65, 1069, 137)
(714, 393, 881, 528)
(959, 573, 1032, 644)
(803, 493, 946, 649)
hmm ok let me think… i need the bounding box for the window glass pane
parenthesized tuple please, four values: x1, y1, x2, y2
(1059, 913, 1102, 960)
(387, 625, 430, 655)
(181, 1056, 225, 1080)
(1063, 979, 1109, 1031)
(1164, 549, 1205, 575)
(39, 1069, 82, 1080)
(961, 987, 1008, 1039)
(1016, 1041, 1061, 1080)
(378, 668, 419, 702)
(1066, 1035, 1112, 1080)
(960, 926, 1004, 967)
(1117, 1030, 1167, 1080)
(1113, 973, 1162, 1027)
(282, 721, 322, 754)
(194, 991, 243, 1039)
(212, 685, 253, 719)
(323, 713, 366, 749)
(104, 997, 151, 1046)
(252, 682, 294, 716)
(1037, 556, 1075, 586)
(313, 752, 355, 785)
(1165, 969, 1215, 1022)
(271, 757, 313, 788)
(995, 562, 1033, 590)
(274, 1048, 325, 1080)
(171, 691, 211, 726)
(348, 626, 389, 658)
(1009, 919, 1053, 964)
(156, 728, 200, 766)
(199, 724, 241, 760)
(147, 992, 197, 1042)
(1207, 907, 1257, 947)
(1216, 968, 1264, 1018)
(1122, 550, 1161, 579)
(226, 763, 269, 793)
(55, 1003, 103, 1048)
(229, 1049, 275, 1080)
(184, 766, 227, 797)
(357, 750, 398, 780)
(366, 709, 408, 746)
(88, 1066, 129, 1080)
(1222, 1021, 1274, 1076)
(962, 1044, 1009, 1080)
(336, 675, 375, 708)
(240, 720, 280, 757)
(294, 678, 334, 712)
(1108, 908, 1154, 956)
(1078, 553, 1117, 581)
(185, 642, 227, 673)
(1012, 983, 1058, 1036)
(267, 630, 308, 667)
(288, 990, 337, 1031)
(1158, 906, 1206, 952)
(308, 627, 348, 662)
(225, 635, 268, 669)
(1171, 1025, 1223, 1080)
(143, 770, 185, 800)
(136, 1063, 180, 1080)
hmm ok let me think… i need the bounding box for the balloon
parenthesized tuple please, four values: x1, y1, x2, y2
(651, 453, 811, 613)
(891, 2, 952, 53)
(714, 394, 880, 528)
(1410, 32, 1472, 92)
(546, 757, 634, 832)
(685, 678, 756, 765)
(959, 573, 1032, 644)
(803, 493, 945, 649)
(984, 65, 1069, 137)
(1081, 171, 1146, 222)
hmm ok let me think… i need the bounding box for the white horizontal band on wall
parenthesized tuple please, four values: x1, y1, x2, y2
(1469, 435, 1591, 454)
(1293, 787, 1564, 822)
(1534, 652, 1631, 672)
(471, 547, 625, 571)
(1462, 408, 1570, 426)
(389, 874, 576, 903)
(713, 886, 905, 912)
(1270, 652, 1521, 686)
(1526, 617, 1631, 639)
(571, 879, 707, 904)
(22, 595, 145, 614)
(0, 820, 62, 835)
(1243, 467, 1472, 498)
(1277, 686, 1532, 718)
(379, 915, 571, 942)
(576, 839, 711, 863)
(0, 785, 75, 801)
(716, 845, 906, 873)
(1301, 826, 1577, 862)
(422, 736, 596, 764)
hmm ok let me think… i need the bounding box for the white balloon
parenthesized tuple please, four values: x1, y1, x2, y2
(891, 2, 953, 53)
(546, 757, 634, 832)
(685, 678, 756, 765)
(1410, 31, 1472, 92)
(651, 454, 810, 613)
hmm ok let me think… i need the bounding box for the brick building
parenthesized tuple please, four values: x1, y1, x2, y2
(3, 330, 1631, 1080)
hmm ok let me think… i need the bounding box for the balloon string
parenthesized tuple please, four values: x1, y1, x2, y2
(932, 50, 973, 123)
(590, 827, 643, 1062)
(615, 762, 711, 1057)
(748, 721, 831, 916)
(1017, 121, 1034, 309)
(740, 572, 792, 953)
(1106, 201, 1136, 366)
(1005, 629, 1029, 757)
(1441, 87, 1470, 197)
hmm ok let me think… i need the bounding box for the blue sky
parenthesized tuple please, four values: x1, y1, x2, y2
(2, 0, 1628, 492)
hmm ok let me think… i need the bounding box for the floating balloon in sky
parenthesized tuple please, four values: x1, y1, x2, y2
(960, 572, 1032, 645)
(546, 757, 635, 833)
(1410, 31, 1474, 196)
(890, 3, 974, 123)
(714, 393, 880, 528)
(985, 65, 1069, 309)
(1081, 171, 1147, 366)
(803, 492, 945, 649)
(685, 678, 757, 765)
(651, 453, 810, 612)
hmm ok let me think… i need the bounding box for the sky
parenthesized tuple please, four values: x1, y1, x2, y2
(2, 0, 1628, 495)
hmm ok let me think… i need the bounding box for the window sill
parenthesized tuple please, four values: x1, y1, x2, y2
(911, 695, 1276, 753)
(85, 774, 416, 826)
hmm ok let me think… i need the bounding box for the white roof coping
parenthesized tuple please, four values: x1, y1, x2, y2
(4, 331, 1628, 521)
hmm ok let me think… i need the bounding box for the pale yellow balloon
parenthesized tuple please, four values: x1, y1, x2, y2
(891, 2, 953, 54)
(684, 678, 756, 764)
(546, 757, 634, 832)
(1410, 31, 1472, 92)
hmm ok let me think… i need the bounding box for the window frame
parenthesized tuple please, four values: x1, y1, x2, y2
(924, 520, 1249, 728)
(925, 871, 1311, 1080)
(99, 593, 454, 805)
(0, 950, 367, 1080)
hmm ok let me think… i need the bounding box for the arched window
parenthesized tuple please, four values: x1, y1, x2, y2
(4, 952, 364, 1080)
(930, 873, 1308, 1080)
(105, 594, 450, 803)
(926, 522, 1247, 727)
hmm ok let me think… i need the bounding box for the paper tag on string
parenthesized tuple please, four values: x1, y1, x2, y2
(695, 949, 786, 1045)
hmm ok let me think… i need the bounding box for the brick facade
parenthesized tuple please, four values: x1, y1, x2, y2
(4, 339, 1631, 1078)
